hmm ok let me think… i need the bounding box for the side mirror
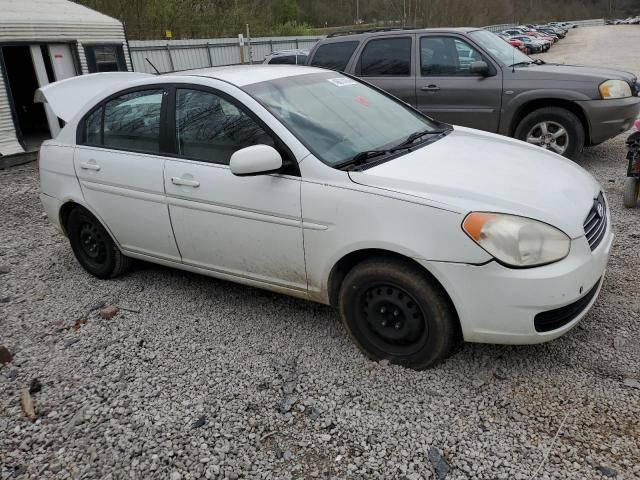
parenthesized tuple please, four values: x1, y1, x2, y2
(230, 144, 283, 176)
(470, 60, 490, 76)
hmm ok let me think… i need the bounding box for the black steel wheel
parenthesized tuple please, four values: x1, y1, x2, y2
(339, 258, 460, 369)
(67, 206, 131, 279)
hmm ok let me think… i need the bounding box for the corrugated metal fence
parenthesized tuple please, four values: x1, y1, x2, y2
(129, 36, 323, 73)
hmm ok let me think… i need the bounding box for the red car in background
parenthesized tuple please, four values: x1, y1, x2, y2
(499, 35, 531, 55)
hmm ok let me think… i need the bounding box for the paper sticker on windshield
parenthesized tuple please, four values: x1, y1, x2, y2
(328, 77, 357, 87)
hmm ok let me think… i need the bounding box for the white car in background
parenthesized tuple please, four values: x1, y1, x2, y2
(262, 49, 309, 65)
(36, 66, 612, 369)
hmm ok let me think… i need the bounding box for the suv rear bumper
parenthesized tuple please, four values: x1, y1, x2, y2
(578, 96, 640, 145)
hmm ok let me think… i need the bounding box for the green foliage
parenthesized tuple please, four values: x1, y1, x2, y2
(73, 0, 639, 39)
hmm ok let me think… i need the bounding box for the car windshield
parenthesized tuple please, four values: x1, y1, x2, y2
(244, 72, 444, 167)
(469, 29, 532, 67)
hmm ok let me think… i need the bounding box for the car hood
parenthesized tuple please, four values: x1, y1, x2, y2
(511, 63, 637, 83)
(348, 127, 601, 238)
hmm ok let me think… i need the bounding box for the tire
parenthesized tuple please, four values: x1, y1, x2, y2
(514, 107, 585, 159)
(67, 207, 131, 279)
(338, 258, 460, 369)
(623, 177, 640, 208)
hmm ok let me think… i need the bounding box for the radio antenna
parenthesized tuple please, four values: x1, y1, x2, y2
(145, 58, 161, 75)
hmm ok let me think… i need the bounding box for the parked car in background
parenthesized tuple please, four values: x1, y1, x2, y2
(507, 35, 547, 53)
(307, 27, 640, 158)
(263, 49, 309, 65)
(498, 35, 529, 54)
(37, 67, 613, 369)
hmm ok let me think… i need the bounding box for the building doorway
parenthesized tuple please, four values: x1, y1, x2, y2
(1, 45, 53, 150)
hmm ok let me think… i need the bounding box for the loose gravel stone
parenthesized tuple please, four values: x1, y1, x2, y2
(0, 346, 12, 364)
(1, 26, 640, 480)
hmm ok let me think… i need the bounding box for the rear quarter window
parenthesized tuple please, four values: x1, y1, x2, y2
(310, 41, 359, 71)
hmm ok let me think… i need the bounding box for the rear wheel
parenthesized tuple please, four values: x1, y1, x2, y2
(338, 258, 460, 369)
(515, 107, 585, 159)
(67, 207, 131, 279)
(623, 177, 640, 208)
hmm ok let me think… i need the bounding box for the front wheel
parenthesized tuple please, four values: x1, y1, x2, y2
(623, 177, 640, 208)
(338, 258, 460, 369)
(514, 107, 585, 159)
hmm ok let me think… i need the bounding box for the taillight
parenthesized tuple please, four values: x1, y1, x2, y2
(635, 119, 640, 132)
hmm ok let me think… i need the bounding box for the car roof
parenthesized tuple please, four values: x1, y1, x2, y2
(321, 26, 481, 42)
(267, 49, 310, 56)
(175, 65, 328, 87)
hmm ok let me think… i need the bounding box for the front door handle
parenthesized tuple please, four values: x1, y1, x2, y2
(79, 161, 101, 171)
(171, 177, 200, 188)
(421, 85, 441, 91)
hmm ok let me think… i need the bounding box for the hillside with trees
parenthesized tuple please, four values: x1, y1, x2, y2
(75, 0, 640, 39)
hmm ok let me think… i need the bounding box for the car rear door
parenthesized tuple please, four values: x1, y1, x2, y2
(351, 35, 417, 106)
(163, 85, 307, 291)
(416, 34, 502, 132)
(74, 86, 181, 261)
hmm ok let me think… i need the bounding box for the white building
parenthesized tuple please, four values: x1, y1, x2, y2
(0, 0, 131, 164)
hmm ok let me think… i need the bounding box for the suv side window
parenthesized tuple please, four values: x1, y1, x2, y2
(81, 89, 164, 153)
(104, 90, 163, 152)
(310, 41, 359, 71)
(420, 37, 483, 76)
(359, 37, 412, 76)
(175, 88, 274, 165)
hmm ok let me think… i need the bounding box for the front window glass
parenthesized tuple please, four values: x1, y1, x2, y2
(469, 29, 531, 66)
(103, 89, 163, 153)
(244, 72, 441, 167)
(360, 37, 412, 76)
(176, 89, 274, 165)
(420, 37, 483, 76)
(310, 42, 359, 71)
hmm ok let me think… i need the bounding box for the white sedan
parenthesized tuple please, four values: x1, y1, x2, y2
(37, 66, 612, 369)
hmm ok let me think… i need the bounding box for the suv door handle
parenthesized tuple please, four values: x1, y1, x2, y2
(79, 161, 101, 171)
(421, 85, 441, 91)
(171, 177, 200, 188)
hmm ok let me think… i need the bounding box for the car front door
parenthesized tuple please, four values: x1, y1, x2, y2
(74, 87, 181, 261)
(163, 86, 307, 291)
(353, 35, 416, 106)
(416, 35, 502, 132)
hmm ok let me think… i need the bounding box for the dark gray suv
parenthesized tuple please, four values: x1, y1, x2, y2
(307, 28, 640, 158)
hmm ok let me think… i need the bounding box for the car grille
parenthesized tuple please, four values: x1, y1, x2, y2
(633, 80, 640, 97)
(534, 278, 601, 332)
(583, 193, 607, 251)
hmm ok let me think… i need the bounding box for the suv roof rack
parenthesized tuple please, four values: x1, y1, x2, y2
(326, 26, 420, 38)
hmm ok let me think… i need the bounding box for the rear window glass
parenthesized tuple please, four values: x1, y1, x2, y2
(360, 37, 412, 76)
(103, 89, 163, 153)
(310, 42, 359, 71)
(269, 55, 296, 65)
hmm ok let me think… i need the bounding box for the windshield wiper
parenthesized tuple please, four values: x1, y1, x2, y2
(510, 61, 533, 68)
(337, 129, 450, 171)
(391, 128, 449, 150)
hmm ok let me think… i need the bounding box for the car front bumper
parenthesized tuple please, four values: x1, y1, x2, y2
(421, 227, 613, 345)
(578, 96, 640, 145)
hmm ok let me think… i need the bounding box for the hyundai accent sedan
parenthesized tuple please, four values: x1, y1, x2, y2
(36, 66, 613, 369)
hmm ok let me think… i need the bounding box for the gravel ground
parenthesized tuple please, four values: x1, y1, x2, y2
(1, 26, 640, 480)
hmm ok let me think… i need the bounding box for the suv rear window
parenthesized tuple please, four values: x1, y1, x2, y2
(360, 37, 412, 76)
(310, 41, 359, 71)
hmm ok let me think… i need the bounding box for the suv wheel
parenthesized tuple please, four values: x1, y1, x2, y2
(67, 206, 132, 279)
(515, 107, 585, 158)
(338, 258, 460, 369)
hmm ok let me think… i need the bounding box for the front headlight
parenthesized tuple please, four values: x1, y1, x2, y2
(599, 79, 632, 99)
(462, 213, 571, 268)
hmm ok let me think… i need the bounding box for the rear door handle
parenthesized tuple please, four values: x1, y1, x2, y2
(79, 161, 101, 171)
(421, 85, 441, 91)
(171, 177, 200, 188)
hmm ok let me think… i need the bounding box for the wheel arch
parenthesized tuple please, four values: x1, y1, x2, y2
(58, 200, 121, 248)
(327, 248, 462, 338)
(509, 98, 590, 145)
